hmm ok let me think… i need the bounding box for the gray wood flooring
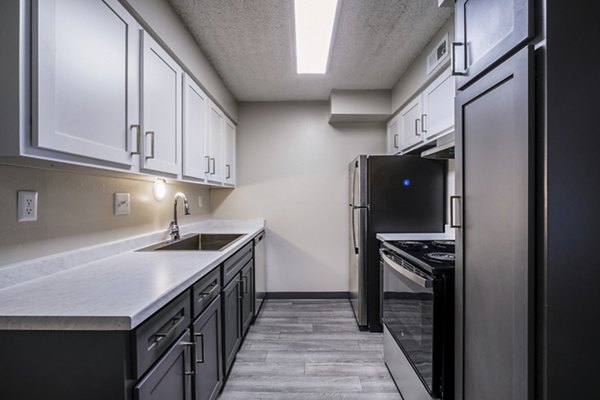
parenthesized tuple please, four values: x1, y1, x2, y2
(218, 299, 402, 400)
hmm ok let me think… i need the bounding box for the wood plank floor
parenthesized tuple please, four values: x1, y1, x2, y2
(218, 299, 402, 400)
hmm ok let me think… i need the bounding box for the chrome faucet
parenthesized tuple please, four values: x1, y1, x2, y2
(169, 192, 190, 241)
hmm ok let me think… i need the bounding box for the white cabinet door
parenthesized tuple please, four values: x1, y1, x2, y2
(141, 32, 182, 176)
(422, 68, 455, 141)
(223, 118, 236, 186)
(386, 116, 400, 154)
(207, 101, 225, 183)
(182, 74, 209, 180)
(33, 0, 140, 166)
(397, 96, 424, 152)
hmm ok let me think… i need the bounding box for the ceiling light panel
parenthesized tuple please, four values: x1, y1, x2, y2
(294, 0, 339, 74)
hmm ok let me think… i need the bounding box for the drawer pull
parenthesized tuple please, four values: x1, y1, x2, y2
(181, 340, 197, 370)
(194, 333, 205, 364)
(151, 310, 185, 346)
(199, 282, 219, 301)
(242, 276, 248, 295)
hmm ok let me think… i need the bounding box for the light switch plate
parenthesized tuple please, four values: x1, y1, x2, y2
(114, 193, 130, 216)
(17, 190, 38, 222)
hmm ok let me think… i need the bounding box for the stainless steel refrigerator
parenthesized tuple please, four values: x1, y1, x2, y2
(349, 154, 445, 331)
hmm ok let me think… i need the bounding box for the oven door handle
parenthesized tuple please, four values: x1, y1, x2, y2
(380, 250, 433, 289)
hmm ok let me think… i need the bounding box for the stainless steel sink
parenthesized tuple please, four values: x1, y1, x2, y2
(138, 233, 245, 252)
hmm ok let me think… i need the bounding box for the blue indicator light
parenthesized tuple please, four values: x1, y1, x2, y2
(403, 179, 411, 187)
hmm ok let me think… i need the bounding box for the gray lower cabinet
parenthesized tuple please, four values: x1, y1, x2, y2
(192, 296, 223, 400)
(222, 275, 242, 375)
(455, 46, 533, 400)
(240, 260, 255, 335)
(134, 331, 194, 400)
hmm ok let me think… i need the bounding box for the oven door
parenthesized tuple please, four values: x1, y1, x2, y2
(381, 248, 438, 396)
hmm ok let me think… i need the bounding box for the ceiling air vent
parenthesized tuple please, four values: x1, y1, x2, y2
(427, 33, 449, 75)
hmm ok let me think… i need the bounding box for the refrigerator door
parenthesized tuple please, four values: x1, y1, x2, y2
(349, 205, 367, 326)
(349, 155, 367, 207)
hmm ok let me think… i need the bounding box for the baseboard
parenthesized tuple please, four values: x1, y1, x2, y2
(265, 291, 349, 300)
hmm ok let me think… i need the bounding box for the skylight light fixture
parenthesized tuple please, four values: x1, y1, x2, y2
(294, 0, 339, 74)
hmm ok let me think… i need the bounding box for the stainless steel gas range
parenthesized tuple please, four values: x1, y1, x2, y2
(380, 237, 455, 400)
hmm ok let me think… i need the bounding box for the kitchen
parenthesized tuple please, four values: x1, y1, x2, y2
(0, 0, 598, 400)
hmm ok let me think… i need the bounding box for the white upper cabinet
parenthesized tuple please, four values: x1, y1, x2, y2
(421, 68, 455, 141)
(386, 117, 400, 155)
(141, 32, 183, 176)
(207, 100, 225, 183)
(33, 0, 140, 166)
(397, 96, 424, 151)
(223, 118, 236, 186)
(182, 74, 209, 181)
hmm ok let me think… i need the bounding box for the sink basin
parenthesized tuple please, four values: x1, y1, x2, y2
(138, 233, 245, 252)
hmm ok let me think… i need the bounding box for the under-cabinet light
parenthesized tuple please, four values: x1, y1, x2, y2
(294, 0, 339, 74)
(153, 179, 167, 201)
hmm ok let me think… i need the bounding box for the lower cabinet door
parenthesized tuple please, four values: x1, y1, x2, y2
(134, 330, 193, 400)
(193, 296, 223, 400)
(222, 276, 242, 376)
(240, 260, 255, 335)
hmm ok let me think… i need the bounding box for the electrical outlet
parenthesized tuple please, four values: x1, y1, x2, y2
(17, 190, 38, 222)
(198, 195, 203, 208)
(114, 193, 130, 216)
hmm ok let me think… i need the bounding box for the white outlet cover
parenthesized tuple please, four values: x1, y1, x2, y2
(114, 193, 130, 216)
(198, 195, 203, 208)
(17, 190, 38, 222)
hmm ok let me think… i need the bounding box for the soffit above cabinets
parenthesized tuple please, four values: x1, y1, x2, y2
(167, 0, 453, 102)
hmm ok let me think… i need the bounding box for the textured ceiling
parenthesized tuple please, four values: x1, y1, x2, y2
(167, 0, 453, 101)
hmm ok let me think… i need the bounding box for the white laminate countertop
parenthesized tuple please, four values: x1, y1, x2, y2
(0, 219, 264, 331)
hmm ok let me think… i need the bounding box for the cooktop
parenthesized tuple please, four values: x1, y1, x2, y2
(383, 239, 456, 272)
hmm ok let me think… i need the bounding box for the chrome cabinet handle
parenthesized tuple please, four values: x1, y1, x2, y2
(450, 196, 462, 228)
(205, 156, 210, 174)
(194, 333, 205, 363)
(226, 164, 231, 179)
(130, 124, 140, 155)
(421, 114, 427, 133)
(153, 311, 185, 343)
(242, 276, 248, 294)
(415, 119, 421, 136)
(393, 134, 398, 149)
(451, 41, 467, 76)
(145, 131, 155, 159)
(199, 282, 219, 301)
(210, 158, 216, 175)
(238, 279, 244, 300)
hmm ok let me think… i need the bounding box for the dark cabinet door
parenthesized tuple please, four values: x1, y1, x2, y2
(222, 275, 241, 376)
(454, 0, 533, 89)
(455, 46, 533, 400)
(134, 331, 193, 400)
(240, 260, 255, 336)
(193, 296, 223, 400)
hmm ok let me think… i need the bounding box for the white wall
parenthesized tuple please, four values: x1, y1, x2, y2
(122, 0, 238, 121)
(211, 102, 386, 292)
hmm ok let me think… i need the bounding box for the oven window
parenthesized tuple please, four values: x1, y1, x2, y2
(382, 259, 434, 392)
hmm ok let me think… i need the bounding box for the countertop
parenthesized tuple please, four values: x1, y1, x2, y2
(0, 219, 264, 331)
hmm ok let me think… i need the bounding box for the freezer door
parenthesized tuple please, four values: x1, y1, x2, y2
(349, 206, 367, 327)
(349, 156, 367, 207)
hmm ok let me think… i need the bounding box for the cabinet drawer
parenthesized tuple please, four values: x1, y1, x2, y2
(192, 267, 221, 319)
(133, 291, 191, 379)
(222, 242, 253, 285)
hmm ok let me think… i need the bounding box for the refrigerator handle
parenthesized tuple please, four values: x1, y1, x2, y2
(351, 207, 359, 254)
(450, 196, 462, 228)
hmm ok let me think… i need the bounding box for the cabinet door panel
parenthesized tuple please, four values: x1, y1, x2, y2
(141, 32, 182, 175)
(134, 331, 192, 400)
(422, 68, 455, 141)
(33, 0, 139, 166)
(193, 296, 223, 400)
(207, 102, 225, 183)
(222, 276, 241, 375)
(241, 260, 254, 335)
(398, 97, 423, 151)
(386, 118, 400, 155)
(223, 118, 236, 186)
(455, 47, 533, 400)
(455, 0, 533, 89)
(182, 75, 208, 180)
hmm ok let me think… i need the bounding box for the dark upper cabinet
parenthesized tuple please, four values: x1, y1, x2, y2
(222, 275, 242, 376)
(240, 260, 255, 336)
(454, 46, 534, 400)
(192, 296, 223, 400)
(134, 331, 193, 400)
(453, 0, 534, 89)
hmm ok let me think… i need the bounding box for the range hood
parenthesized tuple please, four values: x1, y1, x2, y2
(421, 132, 455, 159)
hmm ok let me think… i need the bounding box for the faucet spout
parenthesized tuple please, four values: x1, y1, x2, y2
(170, 192, 190, 241)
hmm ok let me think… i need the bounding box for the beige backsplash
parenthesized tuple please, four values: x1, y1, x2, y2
(0, 164, 212, 266)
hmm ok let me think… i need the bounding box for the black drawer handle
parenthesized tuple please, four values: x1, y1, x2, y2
(198, 282, 219, 301)
(152, 310, 185, 345)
